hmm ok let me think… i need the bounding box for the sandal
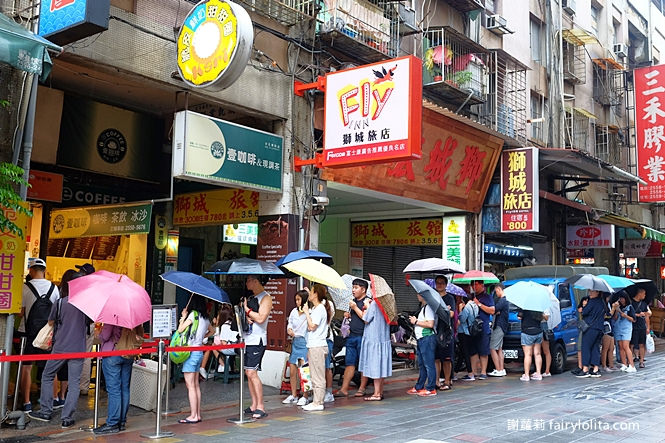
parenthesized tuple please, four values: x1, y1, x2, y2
(333, 391, 349, 398)
(354, 390, 366, 397)
(178, 418, 201, 424)
(439, 384, 451, 391)
(244, 407, 255, 414)
(364, 395, 382, 401)
(252, 409, 268, 419)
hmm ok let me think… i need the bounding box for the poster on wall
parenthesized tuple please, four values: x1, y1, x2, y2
(0, 205, 29, 313)
(442, 215, 466, 268)
(500, 147, 539, 233)
(350, 248, 363, 277)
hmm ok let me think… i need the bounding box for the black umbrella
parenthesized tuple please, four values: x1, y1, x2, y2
(205, 257, 284, 275)
(624, 279, 658, 305)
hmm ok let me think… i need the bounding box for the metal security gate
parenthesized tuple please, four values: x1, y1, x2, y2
(363, 246, 441, 314)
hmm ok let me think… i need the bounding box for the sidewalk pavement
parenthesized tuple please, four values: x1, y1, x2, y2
(4, 341, 665, 442)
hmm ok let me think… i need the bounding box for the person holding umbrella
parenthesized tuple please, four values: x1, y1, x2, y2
(406, 293, 437, 397)
(243, 275, 273, 419)
(517, 309, 544, 381)
(469, 280, 495, 379)
(577, 290, 605, 378)
(283, 290, 311, 406)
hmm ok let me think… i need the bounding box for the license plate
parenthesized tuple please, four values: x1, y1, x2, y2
(504, 349, 518, 359)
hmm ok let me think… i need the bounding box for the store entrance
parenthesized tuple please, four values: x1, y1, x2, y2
(176, 238, 203, 311)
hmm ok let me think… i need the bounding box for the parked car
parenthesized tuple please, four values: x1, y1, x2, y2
(501, 265, 609, 373)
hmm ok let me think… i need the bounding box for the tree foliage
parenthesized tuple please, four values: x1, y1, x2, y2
(0, 162, 32, 238)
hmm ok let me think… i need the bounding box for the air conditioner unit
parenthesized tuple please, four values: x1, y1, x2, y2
(613, 43, 627, 58)
(562, 0, 576, 15)
(486, 14, 507, 29)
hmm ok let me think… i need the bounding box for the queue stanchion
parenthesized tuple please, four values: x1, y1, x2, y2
(228, 306, 254, 424)
(81, 345, 101, 432)
(141, 339, 174, 439)
(162, 342, 180, 416)
(11, 337, 26, 412)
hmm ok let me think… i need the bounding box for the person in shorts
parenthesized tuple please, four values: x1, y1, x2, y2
(336, 279, 369, 397)
(518, 310, 543, 381)
(469, 280, 495, 379)
(488, 283, 508, 377)
(242, 275, 273, 419)
(283, 290, 310, 406)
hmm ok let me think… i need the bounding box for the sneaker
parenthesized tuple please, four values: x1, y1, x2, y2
(575, 371, 590, 378)
(323, 392, 335, 403)
(282, 394, 297, 404)
(542, 372, 551, 377)
(61, 419, 75, 429)
(477, 374, 488, 380)
(620, 364, 628, 372)
(417, 390, 437, 397)
(199, 367, 208, 379)
(119, 422, 126, 432)
(296, 396, 309, 406)
(28, 410, 51, 422)
(570, 368, 583, 376)
(23, 402, 32, 412)
(460, 375, 475, 381)
(589, 370, 602, 378)
(520, 374, 530, 381)
(531, 373, 543, 380)
(488, 369, 503, 377)
(302, 403, 324, 411)
(452, 375, 458, 381)
(625, 366, 637, 373)
(93, 423, 120, 435)
(217, 364, 225, 373)
(406, 388, 420, 395)
(53, 398, 65, 409)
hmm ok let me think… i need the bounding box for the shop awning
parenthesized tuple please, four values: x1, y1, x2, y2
(642, 226, 665, 243)
(592, 57, 624, 70)
(565, 106, 597, 120)
(562, 28, 599, 46)
(539, 148, 644, 184)
(596, 213, 643, 230)
(0, 13, 62, 81)
(539, 190, 592, 213)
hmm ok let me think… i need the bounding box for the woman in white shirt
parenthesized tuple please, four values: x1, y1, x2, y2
(302, 284, 332, 411)
(177, 295, 214, 424)
(282, 290, 310, 406)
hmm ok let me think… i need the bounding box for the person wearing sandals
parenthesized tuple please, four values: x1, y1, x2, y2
(336, 279, 370, 398)
(302, 284, 332, 411)
(612, 293, 637, 373)
(433, 275, 455, 391)
(283, 290, 310, 407)
(358, 293, 392, 401)
(518, 310, 543, 381)
(178, 295, 213, 424)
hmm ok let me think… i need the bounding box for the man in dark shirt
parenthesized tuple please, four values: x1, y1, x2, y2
(336, 279, 369, 397)
(631, 289, 650, 368)
(470, 280, 495, 379)
(434, 275, 455, 390)
(489, 284, 508, 377)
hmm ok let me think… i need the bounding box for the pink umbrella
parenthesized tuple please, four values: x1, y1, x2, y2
(68, 270, 152, 328)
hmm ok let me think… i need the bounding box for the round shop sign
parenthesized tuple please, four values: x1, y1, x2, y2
(176, 0, 254, 91)
(97, 128, 127, 164)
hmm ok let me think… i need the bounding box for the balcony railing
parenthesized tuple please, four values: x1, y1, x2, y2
(445, 0, 485, 12)
(422, 26, 489, 107)
(317, 0, 399, 62)
(225, 0, 317, 26)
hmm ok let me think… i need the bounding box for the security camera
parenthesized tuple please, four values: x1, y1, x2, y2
(311, 196, 329, 206)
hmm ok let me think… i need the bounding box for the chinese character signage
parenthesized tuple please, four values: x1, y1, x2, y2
(322, 108, 503, 212)
(351, 218, 442, 247)
(635, 64, 665, 202)
(0, 205, 29, 313)
(443, 216, 466, 267)
(176, 0, 253, 91)
(500, 147, 539, 233)
(28, 170, 63, 203)
(49, 202, 152, 239)
(223, 223, 258, 244)
(38, 0, 110, 46)
(173, 111, 283, 193)
(173, 189, 259, 226)
(322, 55, 422, 167)
(566, 224, 615, 249)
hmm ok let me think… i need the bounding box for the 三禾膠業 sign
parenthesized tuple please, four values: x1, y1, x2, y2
(323, 55, 422, 167)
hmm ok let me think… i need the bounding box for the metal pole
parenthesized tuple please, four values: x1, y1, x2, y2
(161, 347, 179, 415)
(11, 337, 26, 412)
(142, 340, 174, 439)
(228, 306, 254, 424)
(81, 348, 101, 432)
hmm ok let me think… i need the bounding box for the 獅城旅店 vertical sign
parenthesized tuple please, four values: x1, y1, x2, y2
(500, 147, 539, 233)
(322, 55, 422, 167)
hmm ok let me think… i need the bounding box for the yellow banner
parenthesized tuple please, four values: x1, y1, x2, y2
(173, 189, 259, 226)
(0, 205, 29, 314)
(351, 218, 442, 247)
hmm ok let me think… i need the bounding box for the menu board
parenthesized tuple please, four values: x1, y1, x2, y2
(151, 304, 177, 339)
(64, 237, 96, 258)
(92, 235, 121, 260)
(47, 238, 69, 257)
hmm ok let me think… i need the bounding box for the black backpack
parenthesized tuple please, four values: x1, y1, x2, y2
(435, 315, 452, 347)
(468, 303, 484, 337)
(25, 282, 55, 338)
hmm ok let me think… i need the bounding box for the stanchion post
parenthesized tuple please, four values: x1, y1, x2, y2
(228, 306, 254, 424)
(162, 343, 180, 415)
(81, 346, 101, 432)
(12, 337, 26, 412)
(141, 339, 174, 439)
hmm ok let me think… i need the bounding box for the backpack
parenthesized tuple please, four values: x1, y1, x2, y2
(435, 315, 452, 347)
(169, 311, 199, 364)
(25, 282, 55, 338)
(116, 327, 144, 359)
(468, 303, 484, 337)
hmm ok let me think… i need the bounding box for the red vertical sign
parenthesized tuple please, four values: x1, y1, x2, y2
(500, 147, 539, 232)
(636, 64, 665, 202)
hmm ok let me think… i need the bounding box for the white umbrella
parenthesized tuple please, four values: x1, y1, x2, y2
(327, 274, 372, 312)
(545, 286, 561, 330)
(563, 274, 615, 293)
(403, 257, 466, 274)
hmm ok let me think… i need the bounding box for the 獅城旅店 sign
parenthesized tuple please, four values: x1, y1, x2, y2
(322, 55, 422, 167)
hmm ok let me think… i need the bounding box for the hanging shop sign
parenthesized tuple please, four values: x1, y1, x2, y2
(623, 239, 663, 258)
(176, 0, 253, 91)
(635, 64, 665, 202)
(500, 147, 539, 233)
(0, 205, 29, 313)
(351, 218, 442, 247)
(322, 55, 422, 167)
(49, 202, 152, 239)
(38, 0, 110, 46)
(173, 189, 259, 227)
(566, 224, 615, 249)
(27, 170, 63, 203)
(173, 110, 282, 193)
(322, 108, 503, 213)
(443, 215, 466, 268)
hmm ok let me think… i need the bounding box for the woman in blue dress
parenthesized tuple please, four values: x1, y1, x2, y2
(358, 298, 392, 401)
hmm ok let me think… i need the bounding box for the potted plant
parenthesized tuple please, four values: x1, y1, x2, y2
(453, 70, 473, 88)
(424, 47, 443, 82)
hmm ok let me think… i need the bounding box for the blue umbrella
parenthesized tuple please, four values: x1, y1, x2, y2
(205, 257, 284, 276)
(161, 271, 230, 304)
(504, 281, 551, 312)
(446, 282, 468, 298)
(597, 274, 635, 290)
(275, 250, 333, 278)
(409, 279, 449, 321)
